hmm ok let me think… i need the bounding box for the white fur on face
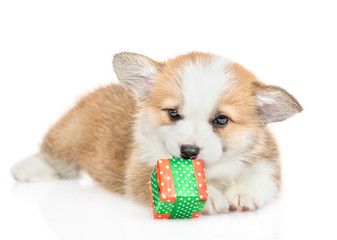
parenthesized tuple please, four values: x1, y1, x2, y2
(156, 57, 233, 165)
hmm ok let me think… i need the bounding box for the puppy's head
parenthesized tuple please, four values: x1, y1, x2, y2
(113, 52, 302, 166)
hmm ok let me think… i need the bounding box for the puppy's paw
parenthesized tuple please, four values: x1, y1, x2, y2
(202, 184, 229, 214)
(225, 187, 259, 212)
(11, 155, 60, 182)
(224, 164, 278, 211)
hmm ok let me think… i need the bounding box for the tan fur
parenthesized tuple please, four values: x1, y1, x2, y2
(216, 63, 282, 189)
(41, 84, 136, 194)
(147, 52, 218, 109)
(146, 52, 220, 126)
(27, 52, 301, 210)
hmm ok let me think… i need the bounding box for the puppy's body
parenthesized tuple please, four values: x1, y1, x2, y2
(11, 52, 302, 214)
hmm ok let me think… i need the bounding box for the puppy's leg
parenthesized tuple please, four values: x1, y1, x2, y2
(123, 158, 154, 205)
(11, 153, 59, 182)
(11, 99, 84, 183)
(202, 184, 229, 214)
(224, 161, 279, 211)
(11, 152, 80, 182)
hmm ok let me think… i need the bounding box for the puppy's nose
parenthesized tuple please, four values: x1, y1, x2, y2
(180, 144, 200, 159)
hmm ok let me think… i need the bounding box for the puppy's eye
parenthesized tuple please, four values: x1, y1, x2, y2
(213, 115, 229, 127)
(166, 109, 181, 121)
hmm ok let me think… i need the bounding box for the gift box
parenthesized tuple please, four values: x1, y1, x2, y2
(149, 157, 208, 219)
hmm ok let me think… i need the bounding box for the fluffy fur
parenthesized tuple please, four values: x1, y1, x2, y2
(11, 52, 302, 214)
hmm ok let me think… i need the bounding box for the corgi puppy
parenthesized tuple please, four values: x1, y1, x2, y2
(11, 52, 302, 214)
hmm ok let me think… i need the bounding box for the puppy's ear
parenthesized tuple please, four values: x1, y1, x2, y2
(113, 52, 163, 101)
(253, 82, 303, 123)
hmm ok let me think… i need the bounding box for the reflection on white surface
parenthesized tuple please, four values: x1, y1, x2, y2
(10, 177, 280, 240)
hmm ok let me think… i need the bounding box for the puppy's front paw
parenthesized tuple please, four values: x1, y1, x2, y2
(224, 167, 278, 211)
(202, 184, 229, 214)
(225, 187, 259, 212)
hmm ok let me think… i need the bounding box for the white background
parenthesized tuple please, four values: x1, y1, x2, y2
(1, 0, 336, 239)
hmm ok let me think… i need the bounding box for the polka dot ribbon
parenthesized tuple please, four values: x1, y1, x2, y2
(149, 157, 208, 219)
